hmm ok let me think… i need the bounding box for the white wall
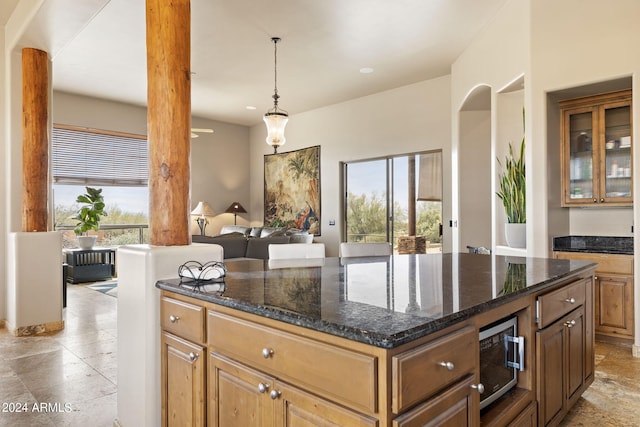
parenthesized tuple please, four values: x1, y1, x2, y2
(529, 0, 640, 350)
(248, 76, 452, 257)
(451, 0, 529, 254)
(52, 92, 251, 237)
(459, 110, 491, 250)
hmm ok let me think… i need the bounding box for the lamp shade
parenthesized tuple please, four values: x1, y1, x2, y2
(191, 201, 215, 217)
(225, 202, 247, 214)
(264, 112, 288, 151)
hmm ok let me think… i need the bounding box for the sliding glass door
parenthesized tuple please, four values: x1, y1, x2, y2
(344, 151, 442, 253)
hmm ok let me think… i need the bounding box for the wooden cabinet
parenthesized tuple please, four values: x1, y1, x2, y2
(391, 326, 477, 414)
(160, 267, 595, 427)
(161, 295, 207, 427)
(536, 277, 593, 427)
(161, 332, 206, 427)
(560, 90, 632, 206)
(392, 375, 478, 427)
(554, 251, 634, 339)
(208, 348, 378, 427)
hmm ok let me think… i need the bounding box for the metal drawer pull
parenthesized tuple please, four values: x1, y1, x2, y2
(565, 320, 576, 328)
(262, 348, 274, 359)
(270, 390, 282, 400)
(565, 297, 576, 304)
(188, 352, 199, 361)
(169, 315, 180, 323)
(438, 361, 455, 371)
(258, 383, 270, 393)
(471, 383, 485, 394)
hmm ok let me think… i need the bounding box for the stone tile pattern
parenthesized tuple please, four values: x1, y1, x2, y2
(561, 341, 640, 427)
(0, 282, 117, 426)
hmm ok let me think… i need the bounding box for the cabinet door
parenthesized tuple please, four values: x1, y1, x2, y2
(161, 332, 206, 427)
(561, 105, 598, 206)
(566, 306, 585, 403)
(536, 306, 586, 427)
(209, 353, 274, 427)
(276, 381, 378, 427)
(600, 100, 632, 204)
(537, 319, 566, 427)
(595, 273, 634, 338)
(392, 375, 479, 427)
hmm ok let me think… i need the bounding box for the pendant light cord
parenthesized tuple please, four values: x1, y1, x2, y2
(272, 37, 281, 108)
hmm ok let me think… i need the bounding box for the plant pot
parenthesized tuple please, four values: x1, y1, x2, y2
(78, 235, 97, 250)
(505, 223, 526, 248)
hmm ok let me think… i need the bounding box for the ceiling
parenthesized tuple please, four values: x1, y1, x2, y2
(12, 0, 510, 127)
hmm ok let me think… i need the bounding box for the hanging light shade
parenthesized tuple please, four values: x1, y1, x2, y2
(264, 37, 288, 153)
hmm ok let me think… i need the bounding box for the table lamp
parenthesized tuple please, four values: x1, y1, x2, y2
(191, 201, 215, 235)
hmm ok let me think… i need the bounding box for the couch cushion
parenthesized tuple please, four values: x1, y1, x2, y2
(249, 227, 263, 238)
(245, 236, 290, 259)
(289, 233, 314, 244)
(193, 234, 248, 259)
(260, 227, 286, 238)
(219, 225, 250, 236)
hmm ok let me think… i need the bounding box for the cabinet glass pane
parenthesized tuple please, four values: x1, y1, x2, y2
(604, 106, 632, 198)
(569, 112, 593, 199)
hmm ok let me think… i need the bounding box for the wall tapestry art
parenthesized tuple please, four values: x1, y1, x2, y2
(264, 145, 320, 235)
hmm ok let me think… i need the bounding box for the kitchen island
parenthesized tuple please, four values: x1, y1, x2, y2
(156, 253, 596, 427)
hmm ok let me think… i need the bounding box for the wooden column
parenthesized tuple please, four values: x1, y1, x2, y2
(146, 0, 191, 246)
(408, 156, 416, 236)
(21, 48, 49, 232)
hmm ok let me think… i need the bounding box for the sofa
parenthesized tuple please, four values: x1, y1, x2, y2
(192, 225, 314, 260)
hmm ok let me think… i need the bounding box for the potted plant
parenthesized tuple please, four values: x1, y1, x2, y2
(497, 121, 526, 248)
(73, 186, 107, 250)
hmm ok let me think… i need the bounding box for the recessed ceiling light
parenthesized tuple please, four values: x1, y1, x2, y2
(359, 67, 374, 74)
(246, 105, 257, 110)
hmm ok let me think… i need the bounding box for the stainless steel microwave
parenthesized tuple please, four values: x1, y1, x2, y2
(479, 316, 525, 409)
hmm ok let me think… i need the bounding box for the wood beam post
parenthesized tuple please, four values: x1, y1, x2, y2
(408, 156, 416, 236)
(21, 48, 49, 232)
(146, 0, 191, 246)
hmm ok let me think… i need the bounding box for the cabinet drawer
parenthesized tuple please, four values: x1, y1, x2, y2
(208, 311, 377, 413)
(391, 325, 477, 414)
(161, 296, 206, 344)
(553, 251, 633, 274)
(537, 279, 586, 329)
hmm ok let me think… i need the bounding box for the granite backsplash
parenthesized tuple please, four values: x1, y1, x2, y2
(553, 235, 633, 255)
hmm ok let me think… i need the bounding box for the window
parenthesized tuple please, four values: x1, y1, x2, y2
(343, 151, 443, 253)
(52, 125, 149, 245)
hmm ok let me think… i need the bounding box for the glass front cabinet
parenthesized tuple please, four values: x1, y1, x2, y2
(560, 90, 632, 207)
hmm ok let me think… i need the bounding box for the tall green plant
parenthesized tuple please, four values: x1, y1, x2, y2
(73, 186, 107, 235)
(497, 140, 526, 223)
(497, 109, 526, 224)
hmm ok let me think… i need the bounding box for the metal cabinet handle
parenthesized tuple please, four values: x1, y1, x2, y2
(258, 383, 270, 393)
(565, 320, 576, 328)
(262, 348, 274, 359)
(188, 352, 199, 361)
(169, 315, 180, 323)
(601, 198, 605, 203)
(270, 390, 282, 400)
(565, 297, 576, 304)
(438, 361, 455, 371)
(471, 383, 485, 394)
(593, 198, 597, 203)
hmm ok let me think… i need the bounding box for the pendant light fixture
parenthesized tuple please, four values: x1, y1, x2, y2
(264, 37, 288, 154)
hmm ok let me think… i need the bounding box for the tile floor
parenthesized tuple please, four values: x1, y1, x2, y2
(1, 281, 640, 426)
(0, 282, 117, 427)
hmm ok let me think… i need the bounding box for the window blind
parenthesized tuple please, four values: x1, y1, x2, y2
(52, 126, 148, 186)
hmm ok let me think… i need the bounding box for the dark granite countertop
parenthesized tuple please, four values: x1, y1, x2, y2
(553, 235, 633, 255)
(156, 253, 596, 349)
